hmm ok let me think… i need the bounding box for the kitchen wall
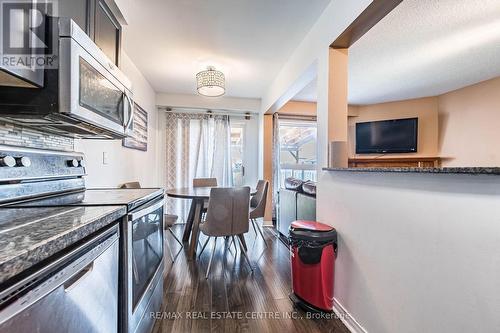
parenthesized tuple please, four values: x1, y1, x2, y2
(438, 76, 500, 167)
(0, 121, 74, 151)
(74, 52, 159, 188)
(348, 97, 439, 158)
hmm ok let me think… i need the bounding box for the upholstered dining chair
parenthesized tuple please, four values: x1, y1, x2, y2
(198, 187, 253, 278)
(193, 178, 217, 217)
(193, 178, 218, 187)
(121, 181, 141, 189)
(249, 180, 269, 246)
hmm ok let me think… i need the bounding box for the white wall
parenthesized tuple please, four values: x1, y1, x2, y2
(156, 93, 261, 113)
(74, 52, 159, 188)
(317, 171, 500, 333)
(260, 0, 371, 170)
(261, 0, 371, 114)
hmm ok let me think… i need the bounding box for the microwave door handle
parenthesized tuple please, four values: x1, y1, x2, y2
(124, 92, 134, 130)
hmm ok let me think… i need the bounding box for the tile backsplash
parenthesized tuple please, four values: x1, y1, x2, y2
(0, 121, 74, 151)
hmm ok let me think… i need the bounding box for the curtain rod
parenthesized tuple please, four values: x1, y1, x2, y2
(158, 106, 259, 119)
(277, 113, 317, 121)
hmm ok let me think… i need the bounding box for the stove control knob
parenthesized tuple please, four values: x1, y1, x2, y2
(67, 159, 79, 167)
(16, 156, 31, 167)
(0, 156, 16, 167)
(78, 159, 86, 167)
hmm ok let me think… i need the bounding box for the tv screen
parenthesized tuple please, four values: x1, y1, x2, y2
(355, 118, 418, 154)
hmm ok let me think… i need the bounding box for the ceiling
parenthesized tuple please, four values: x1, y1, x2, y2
(349, 0, 500, 105)
(122, 0, 331, 99)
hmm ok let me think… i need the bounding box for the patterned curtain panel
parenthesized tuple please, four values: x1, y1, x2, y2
(165, 113, 232, 220)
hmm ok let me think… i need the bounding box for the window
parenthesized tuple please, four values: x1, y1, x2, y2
(278, 120, 317, 187)
(230, 124, 245, 186)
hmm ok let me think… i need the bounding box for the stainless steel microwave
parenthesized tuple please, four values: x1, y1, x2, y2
(0, 18, 134, 139)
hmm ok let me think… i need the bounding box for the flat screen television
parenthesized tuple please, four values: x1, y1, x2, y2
(355, 117, 418, 154)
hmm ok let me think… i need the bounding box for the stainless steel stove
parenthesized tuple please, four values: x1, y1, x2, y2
(0, 144, 164, 333)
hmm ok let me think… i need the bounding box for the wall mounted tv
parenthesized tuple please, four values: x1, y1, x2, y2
(355, 118, 418, 154)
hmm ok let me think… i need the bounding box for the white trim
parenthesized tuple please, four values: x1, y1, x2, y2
(332, 298, 368, 333)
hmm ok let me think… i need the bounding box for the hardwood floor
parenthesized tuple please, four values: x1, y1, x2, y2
(153, 224, 349, 333)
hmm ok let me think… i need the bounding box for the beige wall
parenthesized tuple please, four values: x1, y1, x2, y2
(278, 101, 316, 116)
(348, 97, 439, 158)
(263, 115, 273, 222)
(438, 76, 500, 167)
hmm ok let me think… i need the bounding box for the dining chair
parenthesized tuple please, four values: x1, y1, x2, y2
(249, 180, 269, 246)
(198, 187, 253, 278)
(121, 181, 141, 189)
(193, 178, 218, 187)
(193, 178, 217, 217)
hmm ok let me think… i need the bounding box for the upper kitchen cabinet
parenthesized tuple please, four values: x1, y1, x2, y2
(0, 0, 51, 87)
(57, 0, 90, 33)
(93, 0, 121, 67)
(58, 0, 122, 67)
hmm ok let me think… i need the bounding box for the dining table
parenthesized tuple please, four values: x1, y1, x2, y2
(166, 186, 257, 260)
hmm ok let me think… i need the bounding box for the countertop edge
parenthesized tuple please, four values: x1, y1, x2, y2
(322, 167, 500, 175)
(0, 206, 127, 285)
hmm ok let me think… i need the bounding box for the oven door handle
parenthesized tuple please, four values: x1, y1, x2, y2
(128, 199, 164, 221)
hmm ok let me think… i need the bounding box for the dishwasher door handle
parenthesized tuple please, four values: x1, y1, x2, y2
(64, 262, 94, 292)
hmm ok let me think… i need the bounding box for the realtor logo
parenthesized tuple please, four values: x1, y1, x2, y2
(0, 0, 57, 69)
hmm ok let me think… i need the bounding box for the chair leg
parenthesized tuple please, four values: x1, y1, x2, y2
(205, 237, 217, 279)
(164, 235, 175, 262)
(168, 228, 183, 247)
(250, 218, 258, 237)
(198, 236, 211, 258)
(254, 218, 268, 247)
(235, 235, 253, 272)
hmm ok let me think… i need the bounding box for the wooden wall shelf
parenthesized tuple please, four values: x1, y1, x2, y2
(348, 157, 442, 168)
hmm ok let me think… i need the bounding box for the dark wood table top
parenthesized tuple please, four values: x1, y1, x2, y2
(166, 186, 257, 199)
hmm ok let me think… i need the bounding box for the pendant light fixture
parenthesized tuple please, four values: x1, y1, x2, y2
(196, 66, 225, 97)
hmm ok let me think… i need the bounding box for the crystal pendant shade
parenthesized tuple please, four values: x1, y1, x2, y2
(196, 66, 225, 97)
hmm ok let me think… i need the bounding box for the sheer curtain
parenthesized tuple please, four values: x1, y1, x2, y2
(165, 112, 232, 219)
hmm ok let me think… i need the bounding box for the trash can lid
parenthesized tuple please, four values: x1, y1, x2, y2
(289, 220, 337, 244)
(291, 220, 334, 232)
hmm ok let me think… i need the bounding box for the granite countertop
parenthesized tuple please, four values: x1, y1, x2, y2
(0, 205, 126, 284)
(322, 167, 500, 175)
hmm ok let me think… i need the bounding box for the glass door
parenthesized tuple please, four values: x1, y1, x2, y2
(231, 124, 245, 186)
(278, 120, 317, 188)
(131, 203, 163, 308)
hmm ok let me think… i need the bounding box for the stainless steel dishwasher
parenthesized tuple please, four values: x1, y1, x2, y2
(0, 224, 120, 333)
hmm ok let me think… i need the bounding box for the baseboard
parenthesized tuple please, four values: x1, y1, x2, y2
(332, 298, 367, 333)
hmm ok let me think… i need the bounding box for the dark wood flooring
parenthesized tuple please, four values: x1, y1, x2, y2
(153, 224, 349, 333)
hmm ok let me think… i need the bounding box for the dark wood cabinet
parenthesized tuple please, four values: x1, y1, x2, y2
(58, 0, 90, 33)
(348, 157, 442, 168)
(93, 0, 121, 66)
(58, 0, 122, 66)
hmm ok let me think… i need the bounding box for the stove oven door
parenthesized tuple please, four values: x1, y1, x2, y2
(124, 198, 164, 333)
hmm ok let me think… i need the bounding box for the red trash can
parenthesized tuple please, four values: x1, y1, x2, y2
(289, 220, 337, 312)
